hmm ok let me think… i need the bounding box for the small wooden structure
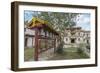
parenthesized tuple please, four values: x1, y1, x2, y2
(25, 17, 60, 61)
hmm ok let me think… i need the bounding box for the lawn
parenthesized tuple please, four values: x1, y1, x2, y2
(24, 48, 34, 61)
(48, 47, 90, 60)
(24, 47, 90, 61)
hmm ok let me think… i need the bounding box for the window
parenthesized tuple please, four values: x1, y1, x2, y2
(87, 34, 88, 37)
(78, 38, 80, 41)
(66, 38, 68, 41)
(71, 38, 75, 43)
(87, 40, 89, 44)
(78, 32, 80, 36)
(71, 32, 75, 36)
(83, 33, 85, 36)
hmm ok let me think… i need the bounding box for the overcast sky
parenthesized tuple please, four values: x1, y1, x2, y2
(75, 13, 90, 31)
(24, 10, 34, 22)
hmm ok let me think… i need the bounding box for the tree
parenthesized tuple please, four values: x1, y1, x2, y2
(25, 11, 80, 38)
(36, 12, 79, 38)
(32, 12, 79, 31)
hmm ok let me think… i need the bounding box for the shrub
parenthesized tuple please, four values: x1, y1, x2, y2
(56, 41, 64, 54)
(86, 44, 90, 50)
(77, 43, 86, 54)
(77, 47, 83, 54)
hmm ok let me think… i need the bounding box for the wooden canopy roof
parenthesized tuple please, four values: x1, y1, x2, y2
(26, 17, 59, 35)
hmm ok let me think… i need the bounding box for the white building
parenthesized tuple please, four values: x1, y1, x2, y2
(24, 28, 35, 48)
(63, 27, 90, 48)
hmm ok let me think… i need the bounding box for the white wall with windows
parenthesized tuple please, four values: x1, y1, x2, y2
(25, 28, 35, 35)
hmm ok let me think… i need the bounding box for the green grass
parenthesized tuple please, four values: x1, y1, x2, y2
(48, 47, 89, 60)
(24, 47, 89, 61)
(24, 48, 34, 61)
(63, 47, 89, 58)
(63, 47, 78, 52)
(63, 51, 89, 59)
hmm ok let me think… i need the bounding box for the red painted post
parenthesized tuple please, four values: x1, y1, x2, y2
(34, 28, 39, 61)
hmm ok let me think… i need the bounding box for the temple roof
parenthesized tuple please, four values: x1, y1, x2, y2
(26, 17, 59, 35)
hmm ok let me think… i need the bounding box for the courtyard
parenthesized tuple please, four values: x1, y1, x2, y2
(24, 47, 89, 61)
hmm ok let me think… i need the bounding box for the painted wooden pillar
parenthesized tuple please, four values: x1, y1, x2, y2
(34, 28, 39, 61)
(24, 37, 27, 47)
